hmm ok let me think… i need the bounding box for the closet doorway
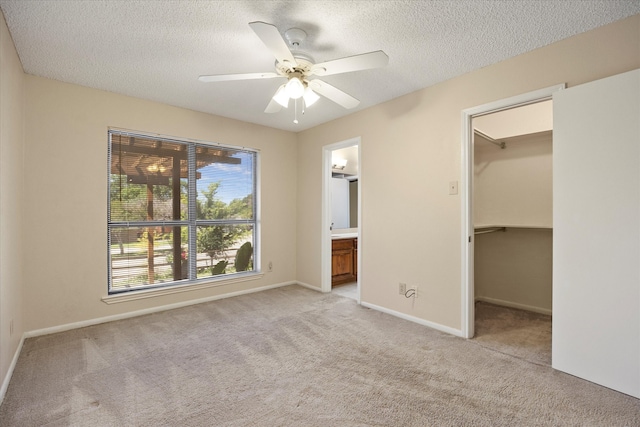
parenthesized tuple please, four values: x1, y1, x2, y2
(460, 84, 564, 342)
(472, 101, 553, 364)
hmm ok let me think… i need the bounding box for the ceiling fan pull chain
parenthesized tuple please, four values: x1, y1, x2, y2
(294, 98, 299, 124)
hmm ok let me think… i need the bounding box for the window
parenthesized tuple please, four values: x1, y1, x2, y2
(108, 130, 257, 294)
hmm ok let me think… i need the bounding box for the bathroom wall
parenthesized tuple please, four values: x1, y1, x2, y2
(349, 180, 358, 227)
(331, 177, 350, 229)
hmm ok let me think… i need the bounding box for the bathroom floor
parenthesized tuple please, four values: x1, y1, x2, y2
(332, 282, 357, 300)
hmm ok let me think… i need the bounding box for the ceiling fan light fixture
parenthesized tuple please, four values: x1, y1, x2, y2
(303, 87, 320, 107)
(273, 85, 289, 108)
(285, 76, 305, 99)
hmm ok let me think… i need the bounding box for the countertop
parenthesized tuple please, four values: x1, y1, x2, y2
(331, 228, 358, 239)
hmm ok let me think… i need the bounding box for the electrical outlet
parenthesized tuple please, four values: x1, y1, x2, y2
(399, 283, 406, 295)
(268, 261, 273, 272)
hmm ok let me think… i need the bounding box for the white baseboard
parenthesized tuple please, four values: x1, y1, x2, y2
(0, 334, 25, 405)
(475, 296, 552, 316)
(360, 302, 464, 338)
(295, 281, 323, 292)
(25, 281, 297, 339)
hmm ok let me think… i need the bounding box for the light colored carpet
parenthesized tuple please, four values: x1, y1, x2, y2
(474, 301, 551, 366)
(1, 285, 638, 426)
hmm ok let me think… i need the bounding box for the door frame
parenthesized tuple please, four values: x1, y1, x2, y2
(321, 137, 361, 301)
(460, 84, 564, 339)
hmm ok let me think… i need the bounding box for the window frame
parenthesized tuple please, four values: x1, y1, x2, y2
(107, 128, 260, 295)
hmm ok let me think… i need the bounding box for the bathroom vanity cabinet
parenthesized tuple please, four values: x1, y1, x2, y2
(331, 237, 357, 286)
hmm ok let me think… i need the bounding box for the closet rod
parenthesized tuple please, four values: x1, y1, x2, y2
(474, 226, 506, 235)
(474, 129, 506, 149)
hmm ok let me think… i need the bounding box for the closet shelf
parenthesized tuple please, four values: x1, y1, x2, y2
(474, 226, 505, 235)
(474, 224, 553, 234)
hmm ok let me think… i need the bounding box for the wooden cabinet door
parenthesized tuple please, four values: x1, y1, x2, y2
(331, 238, 356, 286)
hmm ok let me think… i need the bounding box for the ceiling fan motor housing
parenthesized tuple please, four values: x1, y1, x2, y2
(276, 53, 315, 79)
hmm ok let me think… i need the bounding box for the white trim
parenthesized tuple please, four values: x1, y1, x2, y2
(321, 137, 361, 297)
(355, 144, 362, 305)
(296, 281, 323, 292)
(460, 84, 565, 339)
(462, 85, 565, 118)
(28, 281, 295, 338)
(0, 335, 25, 405)
(461, 106, 475, 339)
(103, 273, 264, 304)
(475, 296, 552, 316)
(355, 149, 362, 304)
(361, 302, 464, 338)
(321, 147, 333, 293)
(254, 147, 262, 273)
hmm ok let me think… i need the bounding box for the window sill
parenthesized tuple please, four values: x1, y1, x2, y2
(102, 272, 264, 304)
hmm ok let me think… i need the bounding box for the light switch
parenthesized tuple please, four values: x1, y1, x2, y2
(449, 181, 458, 195)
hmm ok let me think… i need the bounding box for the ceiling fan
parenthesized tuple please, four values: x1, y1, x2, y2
(198, 21, 389, 120)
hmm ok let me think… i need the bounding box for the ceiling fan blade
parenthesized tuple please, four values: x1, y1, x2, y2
(311, 51, 389, 77)
(198, 72, 280, 83)
(308, 80, 360, 109)
(249, 21, 297, 68)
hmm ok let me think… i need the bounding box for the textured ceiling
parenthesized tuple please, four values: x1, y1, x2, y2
(1, 1, 639, 132)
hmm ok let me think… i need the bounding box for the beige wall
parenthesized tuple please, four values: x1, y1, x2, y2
(296, 15, 640, 331)
(0, 10, 24, 390)
(22, 76, 298, 332)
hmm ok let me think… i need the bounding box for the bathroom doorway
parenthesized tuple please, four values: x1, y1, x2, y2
(321, 137, 361, 302)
